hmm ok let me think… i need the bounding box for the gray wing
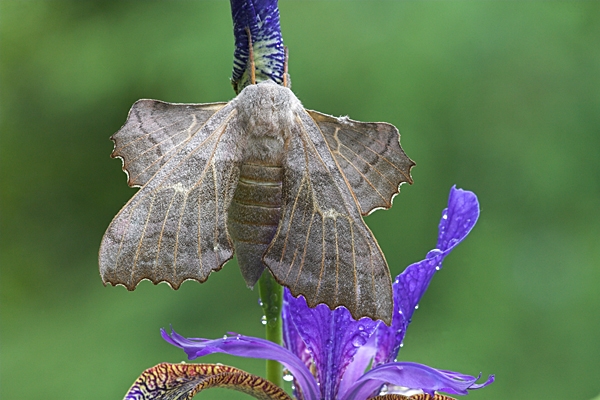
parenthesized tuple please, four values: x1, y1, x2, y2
(112, 99, 228, 187)
(264, 109, 393, 324)
(306, 110, 414, 216)
(99, 101, 242, 290)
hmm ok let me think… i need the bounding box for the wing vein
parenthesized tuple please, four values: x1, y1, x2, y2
(296, 113, 361, 219)
(336, 135, 412, 182)
(132, 192, 156, 272)
(294, 209, 316, 292)
(314, 216, 326, 299)
(211, 163, 220, 265)
(335, 151, 390, 205)
(279, 175, 304, 276)
(173, 191, 189, 273)
(197, 180, 204, 274)
(153, 189, 179, 281)
(118, 114, 196, 153)
(136, 108, 236, 196)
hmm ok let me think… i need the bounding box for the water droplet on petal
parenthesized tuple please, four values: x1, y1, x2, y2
(414, 304, 419, 310)
(283, 373, 294, 382)
(351, 335, 367, 347)
(426, 249, 442, 259)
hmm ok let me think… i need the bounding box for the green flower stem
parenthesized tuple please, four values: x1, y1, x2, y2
(258, 271, 284, 388)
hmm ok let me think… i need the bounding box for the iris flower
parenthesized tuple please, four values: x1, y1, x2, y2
(125, 187, 493, 400)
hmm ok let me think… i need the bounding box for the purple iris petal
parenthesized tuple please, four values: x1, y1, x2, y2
(283, 290, 379, 399)
(437, 185, 480, 253)
(336, 328, 379, 398)
(162, 328, 320, 400)
(282, 293, 312, 400)
(230, 0, 285, 87)
(374, 187, 480, 365)
(341, 362, 494, 400)
(282, 293, 312, 371)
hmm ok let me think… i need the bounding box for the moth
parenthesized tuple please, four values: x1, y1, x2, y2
(99, 79, 413, 324)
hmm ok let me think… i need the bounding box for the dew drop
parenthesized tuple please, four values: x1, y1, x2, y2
(426, 249, 442, 259)
(258, 298, 264, 307)
(261, 315, 267, 325)
(414, 304, 419, 310)
(223, 335, 228, 340)
(283, 370, 294, 382)
(351, 335, 367, 347)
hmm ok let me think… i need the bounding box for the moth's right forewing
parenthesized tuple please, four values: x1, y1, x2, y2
(100, 101, 243, 290)
(112, 100, 228, 187)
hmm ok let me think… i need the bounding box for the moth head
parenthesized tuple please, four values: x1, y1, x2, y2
(236, 80, 301, 137)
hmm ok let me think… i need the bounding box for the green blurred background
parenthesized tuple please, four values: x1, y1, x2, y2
(2, 1, 599, 399)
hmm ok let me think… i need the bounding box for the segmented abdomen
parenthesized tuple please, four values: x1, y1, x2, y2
(227, 163, 283, 287)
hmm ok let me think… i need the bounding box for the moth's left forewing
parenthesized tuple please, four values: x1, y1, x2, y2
(306, 110, 414, 216)
(99, 101, 243, 290)
(264, 108, 393, 324)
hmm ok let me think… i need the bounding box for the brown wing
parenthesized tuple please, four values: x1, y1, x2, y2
(112, 99, 227, 187)
(99, 101, 242, 290)
(264, 109, 393, 324)
(306, 110, 414, 216)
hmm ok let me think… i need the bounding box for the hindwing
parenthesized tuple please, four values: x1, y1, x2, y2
(112, 100, 227, 187)
(307, 110, 414, 215)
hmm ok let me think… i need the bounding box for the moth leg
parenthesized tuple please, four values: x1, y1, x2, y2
(245, 27, 256, 85)
(283, 46, 290, 88)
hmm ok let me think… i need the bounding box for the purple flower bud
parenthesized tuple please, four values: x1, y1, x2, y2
(230, 0, 286, 91)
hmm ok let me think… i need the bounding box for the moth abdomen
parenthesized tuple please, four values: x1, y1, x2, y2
(227, 163, 283, 287)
